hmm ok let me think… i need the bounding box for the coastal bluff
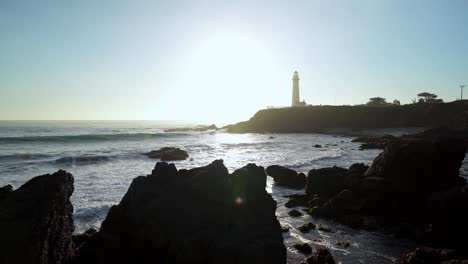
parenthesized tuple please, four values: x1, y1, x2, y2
(224, 101, 468, 133)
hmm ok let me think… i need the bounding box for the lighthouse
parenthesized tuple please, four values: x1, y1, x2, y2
(292, 70, 302, 107)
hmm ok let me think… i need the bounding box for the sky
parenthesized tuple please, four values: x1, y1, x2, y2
(1, 0, 467, 124)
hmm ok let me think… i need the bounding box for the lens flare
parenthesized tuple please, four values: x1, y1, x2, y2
(235, 196, 243, 205)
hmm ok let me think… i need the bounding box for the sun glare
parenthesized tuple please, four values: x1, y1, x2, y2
(173, 31, 280, 125)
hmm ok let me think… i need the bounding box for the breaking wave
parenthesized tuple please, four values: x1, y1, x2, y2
(0, 132, 188, 143)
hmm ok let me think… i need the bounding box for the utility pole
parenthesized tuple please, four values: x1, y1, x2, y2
(460, 85, 466, 100)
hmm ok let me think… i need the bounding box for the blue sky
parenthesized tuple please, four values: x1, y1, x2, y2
(1, 0, 467, 123)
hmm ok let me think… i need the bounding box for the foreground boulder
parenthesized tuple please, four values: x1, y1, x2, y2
(266, 165, 306, 189)
(144, 147, 189, 161)
(399, 247, 466, 264)
(301, 247, 336, 264)
(306, 166, 348, 199)
(307, 130, 468, 251)
(0, 170, 74, 264)
(76, 160, 286, 264)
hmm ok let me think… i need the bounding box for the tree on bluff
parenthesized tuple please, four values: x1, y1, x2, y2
(367, 97, 388, 106)
(417, 92, 443, 103)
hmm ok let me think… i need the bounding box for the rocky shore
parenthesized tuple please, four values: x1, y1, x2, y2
(276, 129, 468, 263)
(0, 128, 466, 263)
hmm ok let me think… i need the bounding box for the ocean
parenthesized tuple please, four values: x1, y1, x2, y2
(1, 121, 466, 263)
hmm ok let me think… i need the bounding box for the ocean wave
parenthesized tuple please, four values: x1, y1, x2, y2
(74, 205, 111, 233)
(0, 132, 188, 143)
(52, 155, 113, 166)
(0, 153, 52, 162)
(222, 141, 276, 149)
(286, 153, 346, 170)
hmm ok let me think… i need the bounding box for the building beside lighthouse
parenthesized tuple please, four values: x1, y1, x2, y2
(291, 70, 306, 107)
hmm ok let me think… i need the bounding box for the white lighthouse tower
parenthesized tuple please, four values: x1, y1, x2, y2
(292, 70, 305, 107)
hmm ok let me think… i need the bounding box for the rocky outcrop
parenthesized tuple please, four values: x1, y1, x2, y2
(0, 170, 74, 264)
(294, 243, 312, 255)
(301, 247, 336, 264)
(0, 184, 12, 200)
(306, 131, 468, 251)
(224, 101, 468, 133)
(352, 127, 468, 150)
(144, 147, 189, 161)
(164, 124, 218, 132)
(352, 134, 397, 150)
(76, 160, 286, 264)
(399, 247, 466, 264)
(306, 166, 348, 199)
(266, 165, 306, 189)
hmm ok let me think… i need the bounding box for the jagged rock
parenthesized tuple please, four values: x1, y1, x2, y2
(301, 247, 336, 264)
(352, 134, 397, 150)
(144, 147, 189, 161)
(73, 228, 98, 251)
(306, 166, 348, 199)
(297, 222, 316, 233)
(285, 194, 310, 208)
(0, 184, 13, 200)
(364, 138, 466, 194)
(317, 225, 333, 233)
(0, 170, 74, 264)
(266, 165, 306, 189)
(294, 243, 312, 254)
(336, 241, 350, 248)
(347, 163, 369, 176)
(308, 196, 325, 207)
(288, 209, 303, 217)
(313, 189, 364, 217)
(76, 160, 286, 264)
(399, 247, 464, 264)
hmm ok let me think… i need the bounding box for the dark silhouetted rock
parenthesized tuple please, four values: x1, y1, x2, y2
(281, 226, 290, 233)
(313, 144, 322, 148)
(306, 166, 348, 199)
(223, 101, 468, 133)
(311, 189, 364, 217)
(73, 228, 98, 252)
(336, 241, 350, 248)
(76, 160, 286, 264)
(347, 163, 369, 176)
(308, 196, 325, 207)
(285, 194, 310, 208)
(352, 134, 397, 150)
(0, 170, 74, 264)
(164, 124, 218, 132)
(144, 147, 189, 161)
(288, 209, 303, 217)
(266, 165, 306, 189)
(399, 247, 464, 264)
(297, 222, 316, 233)
(302, 247, 336, 264)
(317, 225, 333, 233)
(0, 184, 12, 200)
(364, 138, 466, 195)
(294, 243, 312, 254)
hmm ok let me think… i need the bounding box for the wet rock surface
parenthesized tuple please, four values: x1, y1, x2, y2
(0, 170, 74, 264)
(300, 247, 336, 264)
(75, 160, 286, 264)
(144, 147, 189, 161)
(267, 165, 306, 189)
(298, 129, 468, 261)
